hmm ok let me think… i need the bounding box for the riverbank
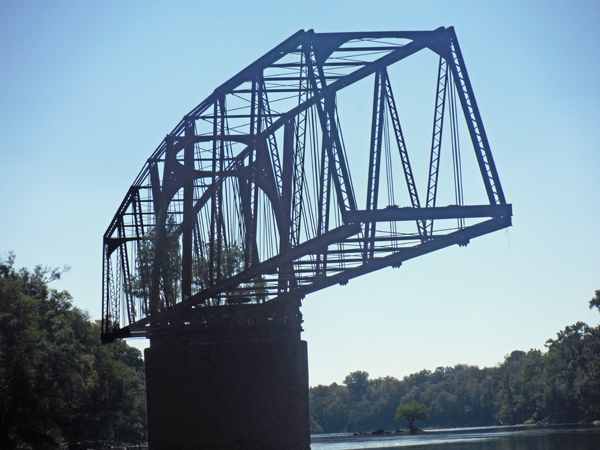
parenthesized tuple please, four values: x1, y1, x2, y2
(310, 424, 600, 450)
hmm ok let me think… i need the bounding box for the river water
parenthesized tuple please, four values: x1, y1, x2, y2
(310, 425, 600, 449)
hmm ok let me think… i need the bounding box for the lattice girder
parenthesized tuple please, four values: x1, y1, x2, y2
(101, 27, 511, 341)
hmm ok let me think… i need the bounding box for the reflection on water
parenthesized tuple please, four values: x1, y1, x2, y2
(310, 425, 600, 449)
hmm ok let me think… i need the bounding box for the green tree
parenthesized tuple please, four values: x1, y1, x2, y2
(394, 401, 429, 434)
(542, 321, 600, 422)
(129, 218, 254, 307)
(192, 241, 262, 305)
(128, 215, 181, 310)
(0, 253, 146, 448)
(590, 290, 600, 313)
(347, 375, 405, 432)
(193, 242, 243, 293)
(344, 370, 369, 402)
(418, 365, 496, 428)
(309, 383, 349, 433)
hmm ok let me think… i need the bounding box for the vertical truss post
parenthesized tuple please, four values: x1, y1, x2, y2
(290, 59, 309, 247)
(209, 104, 218, 288)
(241, 79, 258, 272)
(216, 100, 225, 287)
(364, 70, 386, 261)
(425, 57, 449, 236)
(304, 44, 329, 276)
(209, 99, 225, 292)
(279, 118, 295, 292)
(315, 127, 330, 276)
(131, 188, 147, 315)
(101, 243, 110, 335)
(182, 117, 195, 300)
(149, 162, 162, 218)
(193, 217, 202, 289)
(150, 138, 170, 314)
(383, 69, 425, 236)
(304, 43, 356, 217)
(247, 80, 260, 270)
(114, 254, 123, 331)
(118, 219, 135, 324)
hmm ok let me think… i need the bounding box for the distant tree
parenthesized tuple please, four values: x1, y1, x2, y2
(309, 416, 323, 434)
(344, 371, 369, 402)
(309, 383, 349, 433)
(347, 375, 405, 432)
(590, 290, 600, 313)
(418, 365, 496, 428)
(543, 321, 600, 422)
(394, 401, 429, 434)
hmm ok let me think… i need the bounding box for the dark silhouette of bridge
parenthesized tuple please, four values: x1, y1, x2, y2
(101, 27, 511, 450)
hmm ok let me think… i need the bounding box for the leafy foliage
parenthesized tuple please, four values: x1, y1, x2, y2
(0, 253, 146, 449)
(128, 216, 181, 310)
(343, 371, 369, 402)
(590, 290, 600, 313)
(128, 217, 251, 307)
(192, 242, 243, 295)
(394, 401, 429, 433)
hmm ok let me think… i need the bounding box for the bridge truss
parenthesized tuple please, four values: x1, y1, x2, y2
(101, 27, 511, 342)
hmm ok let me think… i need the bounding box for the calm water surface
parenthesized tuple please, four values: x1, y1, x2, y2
(310, 425, 600, 449)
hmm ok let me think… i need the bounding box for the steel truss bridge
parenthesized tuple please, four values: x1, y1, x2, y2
(101, 27, 512, 343)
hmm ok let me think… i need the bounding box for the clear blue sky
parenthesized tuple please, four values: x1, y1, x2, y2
(1, 0, 599, 386)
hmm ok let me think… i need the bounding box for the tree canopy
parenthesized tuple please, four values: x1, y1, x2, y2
(128, 218, 254, 308)
(394, 401, 429, 433)
(590, 290, 600, 313)
(0, 253, 146, 449)
(343, 371, 369, 401)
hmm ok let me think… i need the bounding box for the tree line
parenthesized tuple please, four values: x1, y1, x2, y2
(0, 253, 146, 449)
(310, 293, 600, 433)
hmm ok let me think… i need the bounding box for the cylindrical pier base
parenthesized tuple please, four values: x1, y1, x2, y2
(144, 300, 310, 450)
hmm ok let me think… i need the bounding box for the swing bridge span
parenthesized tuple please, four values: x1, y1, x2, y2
(101, 27, 512, 343)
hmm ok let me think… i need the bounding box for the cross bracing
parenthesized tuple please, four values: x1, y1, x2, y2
(101, 27, 511, 342)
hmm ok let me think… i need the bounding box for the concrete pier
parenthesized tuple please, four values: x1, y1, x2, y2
(144, 299, 310, 450)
